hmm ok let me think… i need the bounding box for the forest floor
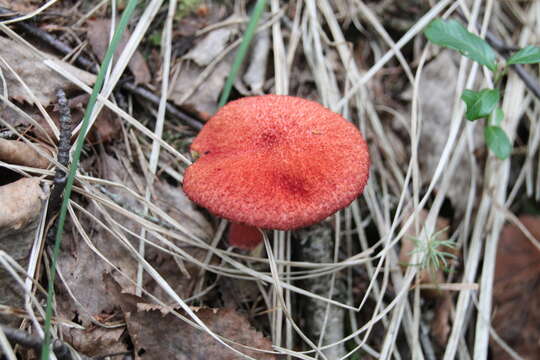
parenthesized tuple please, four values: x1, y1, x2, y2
(0, 1, 539, 359)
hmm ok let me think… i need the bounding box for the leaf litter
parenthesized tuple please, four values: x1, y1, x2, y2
(1, 1, 540, 359)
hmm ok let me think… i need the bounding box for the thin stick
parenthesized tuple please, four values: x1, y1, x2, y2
(46, 89, 72, 219)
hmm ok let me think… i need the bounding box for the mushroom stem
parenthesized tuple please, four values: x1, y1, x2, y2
(227, 222, 263, 250)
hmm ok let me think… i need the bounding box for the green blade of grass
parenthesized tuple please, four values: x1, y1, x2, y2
(40, 1, 139, 358)
(218, 0, 267, 108)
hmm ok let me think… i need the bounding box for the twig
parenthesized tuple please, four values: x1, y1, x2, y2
(0, 6, 204, 131)
(1, 326, 89, 360)
(455, 10, 540, 100)
(46, 89, 72, 220)
(121, 81, 203, 130)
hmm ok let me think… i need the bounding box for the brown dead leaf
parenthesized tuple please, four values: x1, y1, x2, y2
(0, 177, 46, 232)
(123, 302, 276, 360)
(0, 138, 53, 169)
(0, 37, 95, 106)
(0, 177, 45, 326)
(491, 215, 540, 359)
(87, 19, 151, 85)
(170, 57, 232, 116)
(62, 326, 127, 358)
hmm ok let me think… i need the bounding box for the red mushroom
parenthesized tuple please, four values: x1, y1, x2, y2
(227, 222, 264, 250)
(183, 95, 370, 230)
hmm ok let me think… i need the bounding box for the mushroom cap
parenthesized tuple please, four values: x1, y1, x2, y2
(183, 95, 370, 230)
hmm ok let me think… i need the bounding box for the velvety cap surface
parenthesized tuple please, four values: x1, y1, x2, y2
(183, 95, 370, 230)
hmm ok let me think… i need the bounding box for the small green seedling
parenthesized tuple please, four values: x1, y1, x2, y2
(408, 227, 457, 282)
(424, 19, 540, 159)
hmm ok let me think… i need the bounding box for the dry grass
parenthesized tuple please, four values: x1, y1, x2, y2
(1, 0, 539, 359)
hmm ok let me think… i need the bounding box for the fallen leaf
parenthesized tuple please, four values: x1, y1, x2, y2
(0, 177, 46, 326)
(491, 215, 540, 359)
(0, 37, 95, 106)
(0, 138, 53, 169)
(0, 177, 46, 232)
(87, 18, 151, 85)
(122, 300, 276, 360)
(184, 28, 233, 66)
(170, 24, 237, 115)
(63, 326, 127, 358)
(170, 57, 232, 116)
(173, 2, 228, 37)
(431, 293, 453, 347)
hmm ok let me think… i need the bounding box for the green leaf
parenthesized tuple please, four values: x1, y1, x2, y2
(485, 126, 512, 159)
(461, 89, 500, 121)
(489, 107, 504, 126)
(424, 19, 497, 71)
(507, 45, 540, 65)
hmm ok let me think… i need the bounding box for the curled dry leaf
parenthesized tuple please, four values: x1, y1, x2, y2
(125, 303, 276, 360)
(104, 274, 275, 359)
(491, 215, 540, 359)
(62, 327, 127, 358)
(87, 18, 151, 85)
(0, 177, 46, 232)
(0, 37, 95, 106)
(0, 138, 53, 169)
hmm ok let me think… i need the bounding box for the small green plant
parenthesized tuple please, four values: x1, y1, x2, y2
(409, 227, 457, 277)
(424, 18, 540, 160)
(176, 0, 201, 19)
